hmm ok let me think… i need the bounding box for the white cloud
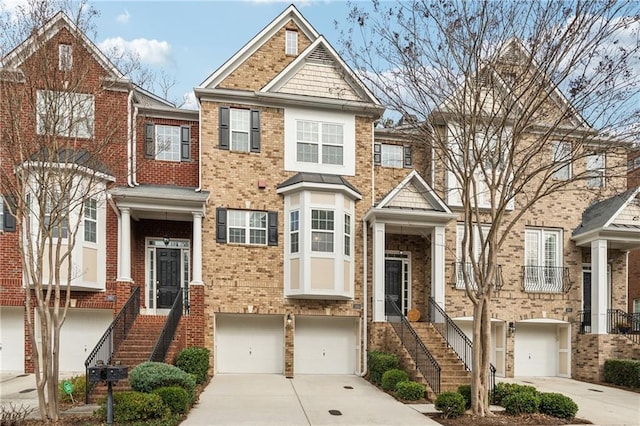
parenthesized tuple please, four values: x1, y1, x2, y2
(99, 37, 172, 66)
(116, 9, 130, 24)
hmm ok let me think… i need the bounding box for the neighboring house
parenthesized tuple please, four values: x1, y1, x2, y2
(1, 5, 637, 395)
(627, 149, 640, 316)
(0, 12, 205, 374)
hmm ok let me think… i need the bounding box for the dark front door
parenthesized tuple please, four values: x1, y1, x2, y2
(385, 259, 403, 316)
(157, 248, 180, 309)
(582, 270, 591, 332)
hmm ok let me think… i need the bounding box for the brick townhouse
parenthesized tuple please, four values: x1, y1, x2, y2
(1, 5, 638, 396)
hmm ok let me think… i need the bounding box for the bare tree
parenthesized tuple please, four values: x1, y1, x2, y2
(0, 0, 128, 420)
(342, 0, 639, 416)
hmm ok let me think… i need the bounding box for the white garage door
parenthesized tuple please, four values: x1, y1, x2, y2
(294, 316, 358, 374)
(514, 323, 557, 377)
(216, 315, 284, 374)
(1, 307, 25, 372)
(57, 309, 113, 372)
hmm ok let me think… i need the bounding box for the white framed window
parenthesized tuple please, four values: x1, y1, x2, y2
(633, 298, 640, 313)
(155, 125, 181, 161)
(84, 198, 97, 243)
(296, 120, 344, 165)
(0, 196, 3, 230)
(628, 156, 640, 171)
(379, 144, 404, 168)
(36, 90, 94, 138)
(290, 210, 299, 253)
(587, 153, 605, 188)
(285, 30, 298, 55)
(552, 141, 572, 180)
(344, 213, 351, 256)
(524, 227, 563, 292)
(455, 223, 490, 289)
(45, 192, 68, 239)
(311, 209, 334, 252)
(230, 109, 251, 152)
(284, 108, 355, 176)
(59, 44, 72, 71)
(228, 210, 267, 245)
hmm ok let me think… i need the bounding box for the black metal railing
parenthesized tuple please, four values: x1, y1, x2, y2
(522, 265, 571, 293)
(578, 309, 639, 344)
(428, 297, 496, 402)
(386, 296, 441, 394)
(84, 287, 140, 403)
(453, 262, 504, 291)
(149, 289, 184, 362)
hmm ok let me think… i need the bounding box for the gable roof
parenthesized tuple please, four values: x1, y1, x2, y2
(572, 187, 640, 250)
(261, 36, 380, 105)
(1, 11, 125, 81)
(199, 4, 318, 89)
(276, 172, 361, 200)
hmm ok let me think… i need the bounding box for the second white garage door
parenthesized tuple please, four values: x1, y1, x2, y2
(216, 314, 284, 374)
(514, 322, 570, 377)
(294, 316, 358, 374)
(1, 307, 25, 372)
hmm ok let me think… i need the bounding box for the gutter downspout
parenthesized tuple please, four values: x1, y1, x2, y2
(360, 217, 368, 377)
(132, 102, 139, 186)
(195, 95, 203, 192)
(127, 90, 133, 187)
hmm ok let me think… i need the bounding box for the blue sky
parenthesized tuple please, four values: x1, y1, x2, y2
(91, 1, 362, 107)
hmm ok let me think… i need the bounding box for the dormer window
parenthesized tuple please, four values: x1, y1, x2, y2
(285, 30, 298, 56)
(59, 44, 72, 71)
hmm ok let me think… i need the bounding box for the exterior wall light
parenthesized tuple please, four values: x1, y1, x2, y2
(508, 321, 516, 336)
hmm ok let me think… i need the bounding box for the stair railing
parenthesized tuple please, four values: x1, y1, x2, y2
(386, 296, 441, 394)
(428, 297, 496, 403)
(149, 289, 183, 362)
(84, 286, 140, 403)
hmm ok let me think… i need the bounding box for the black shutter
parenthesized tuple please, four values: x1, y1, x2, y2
(3, 196, 16, 232)
(219, 107, 230, 150)
(250, 109, 261, 153)
(144, 123, 155, 158)
(180, 126, 191, 160)
(267, 211, 278, 246)
(373, 143, 381, 165)
(403, 146, 413, 168)
(216, 208, 227, 243)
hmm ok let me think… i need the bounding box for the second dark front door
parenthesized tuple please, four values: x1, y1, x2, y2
(385, 259, 403, 316)
(157, 248, 180, 309)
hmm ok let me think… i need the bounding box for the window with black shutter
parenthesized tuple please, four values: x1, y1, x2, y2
(3, 196, 16, 232)
(268, 211, 278, 246)
(404, 146, 413, 168)
(144, 123, 155, 158)
(181, 126, 191, 160)
(219, 107, 230, 150)
(216, 207, 227, 243)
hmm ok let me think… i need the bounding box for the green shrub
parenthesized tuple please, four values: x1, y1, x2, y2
(434, 391, 466, 418)
(502, 390, 541, 415)
(457, 384, 471, 409)
(539, 392, 578, 420)
(395, 381, 425, 400)
(368, 351, 399, 385)
(493, 382, 538, 405)
(176, 347, 210, 384)
(58, 374, 87, 403)
(94, 391, 170, 423)
(129, 362, 196, 398)
(381, 368, 409, 391)
(604, 359, 640, 388)
(152, 386, 191, 414)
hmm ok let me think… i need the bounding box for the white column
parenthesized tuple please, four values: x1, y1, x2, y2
(431, 226, 446, 309)
(191, 212, 203, 284)
(591, 239, 608, 334)
(119, 207, 132, 282)
(373, 222, 386, 322)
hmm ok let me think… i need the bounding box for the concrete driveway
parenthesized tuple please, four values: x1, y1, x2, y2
(182, 374, 437, 426)
(501, 377, 640, 426)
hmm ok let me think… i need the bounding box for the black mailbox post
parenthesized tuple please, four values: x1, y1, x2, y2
(87, 364, 128, 426)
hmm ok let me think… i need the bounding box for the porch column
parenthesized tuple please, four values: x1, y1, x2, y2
(373, 221, 386, 322)
(191, 212, 203, 284)
(591, 239, 608, 334)
(431, 225, 446, 309)
(118, 207, 132, 282)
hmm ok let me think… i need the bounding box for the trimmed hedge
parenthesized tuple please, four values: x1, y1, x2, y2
(129, 362, 196, 398)
(381, 368, 409, 391)
(176, 347, 210, 384)
(368, 351, 399, 385)
(434, 391, 466, 418)
(152, 386, 191, 414)
(94, 391, 169, 423)
(457, 384, 471, 409)
(603, 359, 640, 388)
(493, 382, 538, 405)
(539, 392, 578, 420)
(502, 390, 541, 415)
(396, 381, 425, 400)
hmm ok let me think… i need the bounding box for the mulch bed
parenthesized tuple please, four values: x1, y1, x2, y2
(427, 411, 592, 425)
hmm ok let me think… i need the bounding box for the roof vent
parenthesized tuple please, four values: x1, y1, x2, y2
(308, 45, 333, 64)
